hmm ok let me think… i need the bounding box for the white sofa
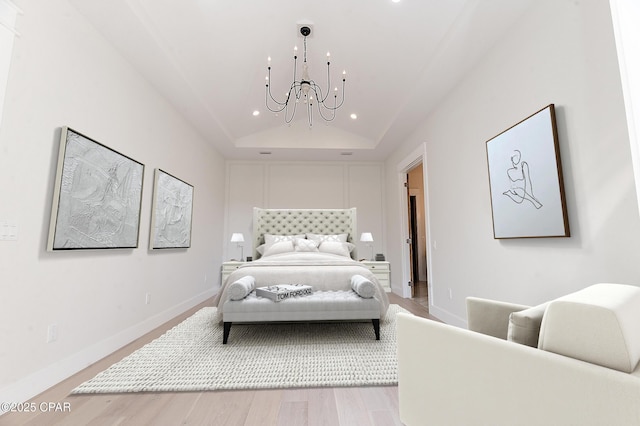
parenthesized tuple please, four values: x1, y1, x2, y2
(397, 283, 640, 426)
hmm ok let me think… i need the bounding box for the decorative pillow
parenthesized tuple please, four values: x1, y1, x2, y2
(306, 233, 348, 244)
(256, 244, 265, 255)
(507, 302, 549, 347)
(318, 241, 353, 257)
(262, 240, 295, 257)
(227, 276, 256, 300)
(351, 274, 376, 298)
(294, 238, 318, 252)
(264, 234, 305, 245)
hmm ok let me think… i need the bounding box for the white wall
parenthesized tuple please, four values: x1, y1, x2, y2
(0, 0, 226, 404)
(386, 0, 640, 326)
(610, 0, 640, 216)
(0, 0, 20, 129)
(224, 161, 386, 266)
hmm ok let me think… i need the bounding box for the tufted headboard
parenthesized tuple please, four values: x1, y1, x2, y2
(252, 207, 357, 259)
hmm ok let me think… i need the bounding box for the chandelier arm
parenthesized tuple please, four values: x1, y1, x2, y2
(319, 79, 346, 111)
(266, 79, 299, 112)
(292, 54, 298, 86)
(266, 67, 281, 105)
(327, 78, 345, 110)
(312, 79, 331, 105)
(266, 89, 288, 110)
(284, 94, 298, 124)
(265, 68, 289, 109)
(265, 86, 289, 113)
(314, 90, 338, 122)
(307, 81, 321, 101)
(320, 61, 332, 103)
(309, 79, 345, 112)
(293, 82, 303, 100)
(333, 78, 346, 109)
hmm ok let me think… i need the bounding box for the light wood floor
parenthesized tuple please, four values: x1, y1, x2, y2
(412, 281, 429, 311)
(2, 293, 436, 426)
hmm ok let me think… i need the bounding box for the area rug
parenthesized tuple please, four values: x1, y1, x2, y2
(72, 304, 408, 393)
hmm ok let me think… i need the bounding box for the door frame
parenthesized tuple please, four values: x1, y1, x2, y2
(397, 143, 433, 300)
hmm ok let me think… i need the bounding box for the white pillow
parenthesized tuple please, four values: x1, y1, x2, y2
(264, 234, 304, 245)
(227, 276, 256, 300)
(262, 240, 295, 257)
(507, 302, 548, 347)
(306, 233, 348, 244)
(294, 238, 318, 252)
(318, 241, 353, 257)
(351, 274, 376, 298)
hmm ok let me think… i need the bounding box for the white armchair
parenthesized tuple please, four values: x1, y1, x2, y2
(397, 283, 640, 426)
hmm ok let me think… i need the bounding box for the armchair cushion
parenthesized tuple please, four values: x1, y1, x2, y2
(538, 283, 640, 373)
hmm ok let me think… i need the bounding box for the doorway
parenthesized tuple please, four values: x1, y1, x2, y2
(406, 163, 429, 308)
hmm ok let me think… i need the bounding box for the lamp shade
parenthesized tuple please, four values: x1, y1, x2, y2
(360, 232, 373, 242)
(230, 233, 244, 243)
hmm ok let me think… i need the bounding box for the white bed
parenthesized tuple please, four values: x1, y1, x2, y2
(213, 208, 390, 342)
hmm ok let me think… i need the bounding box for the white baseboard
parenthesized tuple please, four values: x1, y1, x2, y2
(428, 304, 467, 329)
(0, 289, 215, 412)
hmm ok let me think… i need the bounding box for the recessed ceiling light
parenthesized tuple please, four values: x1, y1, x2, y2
(252, 110, 260, 116)
(392, 0, 401, 3)
(350, 113, 357, 120)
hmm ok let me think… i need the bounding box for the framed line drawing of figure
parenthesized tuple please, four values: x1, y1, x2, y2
(485, 104, 570, 239)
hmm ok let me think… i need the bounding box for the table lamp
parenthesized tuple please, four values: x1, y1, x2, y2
(360, 232, 374, 261)
(230, 233, 245, 261)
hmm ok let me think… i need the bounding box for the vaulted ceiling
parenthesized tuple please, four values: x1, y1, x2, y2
(69, 0, 534, 161)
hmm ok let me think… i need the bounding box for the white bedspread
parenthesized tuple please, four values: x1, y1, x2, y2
(213, 252, 390, 321)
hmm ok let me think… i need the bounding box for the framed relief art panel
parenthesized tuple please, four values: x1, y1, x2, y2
(149, 169, 194, 249)
(485, 104, 570, 239)
(47, 127, 145, 250)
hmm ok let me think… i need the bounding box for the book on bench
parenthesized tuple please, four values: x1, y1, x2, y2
(255, 284, 313, 302)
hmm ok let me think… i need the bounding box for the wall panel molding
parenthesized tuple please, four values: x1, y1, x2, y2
(224, 160, 386, 260)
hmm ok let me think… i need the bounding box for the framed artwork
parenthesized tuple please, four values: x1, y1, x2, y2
(149, 169, 194, 249)
(485, 104, 570, 239)
(47, 127, 145, 250)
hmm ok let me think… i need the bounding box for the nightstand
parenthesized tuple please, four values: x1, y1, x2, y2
(361, 261, 391, 292)
(221, 261, 245, 284)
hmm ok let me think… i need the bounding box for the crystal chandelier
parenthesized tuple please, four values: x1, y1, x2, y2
(265, 26, 346, 127)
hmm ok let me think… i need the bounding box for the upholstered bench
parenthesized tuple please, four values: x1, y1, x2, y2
(222, 290, 381, 344)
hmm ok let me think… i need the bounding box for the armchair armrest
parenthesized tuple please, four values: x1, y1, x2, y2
(466, 297, 530, 339)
